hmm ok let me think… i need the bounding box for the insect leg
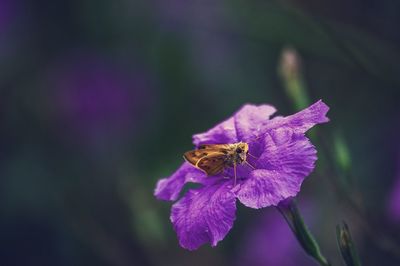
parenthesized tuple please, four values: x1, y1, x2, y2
(233, 162, 237, 186)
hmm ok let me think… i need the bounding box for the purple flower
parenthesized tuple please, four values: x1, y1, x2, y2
(154, 100, 329, 250)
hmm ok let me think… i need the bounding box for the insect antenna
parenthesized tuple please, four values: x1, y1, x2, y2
(247, 132, 268, 145)
(247, 152, 258, 159)
(244, 160, 256, 170)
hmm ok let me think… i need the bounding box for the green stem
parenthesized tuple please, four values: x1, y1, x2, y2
(278, 199, 331, 266)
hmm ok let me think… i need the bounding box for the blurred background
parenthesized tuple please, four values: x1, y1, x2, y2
(1, 0, 400, 265)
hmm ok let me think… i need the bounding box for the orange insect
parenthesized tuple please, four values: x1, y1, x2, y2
(183, 142, 255, 185)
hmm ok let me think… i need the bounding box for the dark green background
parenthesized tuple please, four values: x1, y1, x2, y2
(1, 0, 400, 265)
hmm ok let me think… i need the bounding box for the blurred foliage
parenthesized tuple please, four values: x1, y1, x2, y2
(1, 0, 400, 265)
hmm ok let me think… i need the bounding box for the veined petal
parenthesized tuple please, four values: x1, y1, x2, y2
(234, 104, 277, 142)
(236, 129, 317, 209)
(193, 117, 237, 146)
(236, 169, 302, 209)
(154, 162, 206, 201)
(267, 100, 329, 134)
(170, 181, 236, 250)
(258, 128, 317, 175)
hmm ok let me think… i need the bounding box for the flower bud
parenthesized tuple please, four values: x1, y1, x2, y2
(336, 221, 361, 266)
(278, 47, 310, 110)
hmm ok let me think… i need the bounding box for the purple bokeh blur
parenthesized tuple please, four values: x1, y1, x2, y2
(44, 52, 154, 152)
(236, 201, 315, 266)
(0, 0, 14, 33)
(387, 150, 400, 222)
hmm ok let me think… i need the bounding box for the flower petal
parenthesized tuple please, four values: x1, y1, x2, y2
(193, 117, 237, 146)
(269, 100, 329, 134)
(170, 181, 236, 250)
(154, 162, 206, 201)
(258, 128, 317, 174)
(236, 129, 317, 208)
(236, 170, 300, 209)
(234, 104, 277, 142)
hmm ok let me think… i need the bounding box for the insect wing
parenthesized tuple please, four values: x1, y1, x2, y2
(183, 150, 206, 165)
(198, 144, 231, 152)
(183, 144, 230, 165)
(196, 152, 226, 175)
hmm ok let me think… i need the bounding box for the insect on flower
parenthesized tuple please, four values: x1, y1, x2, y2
(154, 100, 329, 250)
(183, 142, 255, 185)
